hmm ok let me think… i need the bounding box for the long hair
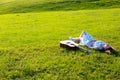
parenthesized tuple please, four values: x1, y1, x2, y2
(105, 47, 117, 54)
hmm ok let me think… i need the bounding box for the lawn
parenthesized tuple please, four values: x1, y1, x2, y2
(0, 0, 120, 14)
(0, 8, 120, 79)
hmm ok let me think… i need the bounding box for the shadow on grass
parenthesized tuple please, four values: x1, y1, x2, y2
(0, 0, 120, 15)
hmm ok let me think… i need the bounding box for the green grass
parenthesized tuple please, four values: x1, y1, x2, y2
(0, 0, 120, 14)
(0, 0, 15, 3)
(0, 8, 120, 79)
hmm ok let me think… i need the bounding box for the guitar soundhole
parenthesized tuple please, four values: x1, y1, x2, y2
(66, 42, 71, 44)
(66, 42, 74, 46)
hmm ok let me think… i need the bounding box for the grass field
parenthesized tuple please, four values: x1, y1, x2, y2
(0, 0, 120, 14)
(0, 8, 120, 79)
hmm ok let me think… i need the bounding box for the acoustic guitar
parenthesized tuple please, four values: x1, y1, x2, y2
(60, 40, 79, 50)
(60, 40, 90, 54)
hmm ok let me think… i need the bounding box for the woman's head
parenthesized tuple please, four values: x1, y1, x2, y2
(103, 44, 111, 50)
(103, 44, 116, 54)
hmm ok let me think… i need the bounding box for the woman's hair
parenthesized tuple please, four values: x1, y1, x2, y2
(105, 47, 117, 54)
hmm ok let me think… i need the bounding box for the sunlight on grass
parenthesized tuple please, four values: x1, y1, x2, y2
(0, 8, 120, 79)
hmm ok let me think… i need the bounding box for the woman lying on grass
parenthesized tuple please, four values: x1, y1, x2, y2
(69, 31, 117, 54)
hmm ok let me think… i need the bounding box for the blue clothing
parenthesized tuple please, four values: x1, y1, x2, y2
(80, 31, 94, 45)
(79, 31, 110, 50)
(93, 40, 106, 50)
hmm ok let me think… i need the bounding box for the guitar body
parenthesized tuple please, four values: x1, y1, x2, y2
(60, 40, 79, 50)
